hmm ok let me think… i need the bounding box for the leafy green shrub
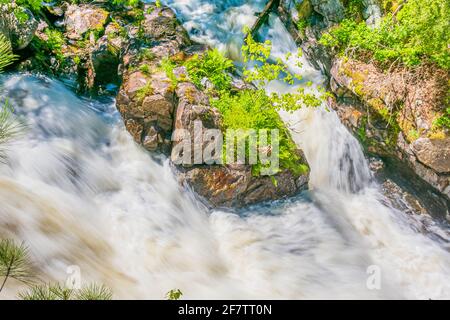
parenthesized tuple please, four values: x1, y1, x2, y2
(321, 0, 450, 69)
(185, 48, 234, 92)
(182, 34, 326, 175)
(166, 288, 183, 300)
(30, 28, 66, 68)
(211, 90, 307, 176)
(433, 107, 450, 129)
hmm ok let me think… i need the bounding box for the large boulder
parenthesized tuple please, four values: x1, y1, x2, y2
(116, 5, 191, 153)
(171, 79, 308, 208)
(64, 4, 109, 40)
(310, 0, 345, 24)
(115, 4, 309, 207)
(411, 138, 450, 174)
(0, 5, 38, 50)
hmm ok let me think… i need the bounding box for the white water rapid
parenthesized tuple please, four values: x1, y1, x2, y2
(0, 0, 449, 299)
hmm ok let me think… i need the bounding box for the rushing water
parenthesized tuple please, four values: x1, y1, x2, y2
(0, 0, 449, 299)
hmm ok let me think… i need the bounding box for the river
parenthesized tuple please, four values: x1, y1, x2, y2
(0, 0, 449, 299)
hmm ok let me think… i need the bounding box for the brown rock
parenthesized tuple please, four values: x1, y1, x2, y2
(411, 138, 450, 174)
(64, 4, 109, 40)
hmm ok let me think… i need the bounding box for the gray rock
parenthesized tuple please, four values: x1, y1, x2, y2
(310, 0, 345, 24)
(411, 138, 450, 174)
(64, 4, 109, 40)
(0, 5, 38, 50)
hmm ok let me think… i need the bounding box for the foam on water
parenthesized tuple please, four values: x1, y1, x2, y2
(0, 0, 449, 299)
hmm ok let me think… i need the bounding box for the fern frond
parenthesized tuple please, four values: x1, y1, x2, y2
(0, 33, 17, 72)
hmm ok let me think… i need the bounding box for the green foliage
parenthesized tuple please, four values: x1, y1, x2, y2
(0, 101, 25, 163)
(75, 283, 113, 300)
(111, 0, 141, 7)
(321, 0, 450, 69)
(139, 48, 157, 62)
(185, 48, 234, 92)
(0, 34, 17, 72)
(241, 30, 323, 111)
(343, 0, 365, 20)
(136, 82, 154, 101)
(0, 239, 34, 292)
(19, 283, 113, 300)
(211, 89, 307, 176)
(139, 63, 151, 75)
(433, 107, 450, 129)
(181, 32, 326, 175)
(0, 0, 51, 22)
(166, 288, 183, 300)
(30, 28, 67, 68)
(161, 57, 178, 88)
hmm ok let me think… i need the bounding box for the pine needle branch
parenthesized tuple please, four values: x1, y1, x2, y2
(19, 283, 113, 300)
(0, 239, 34, 292)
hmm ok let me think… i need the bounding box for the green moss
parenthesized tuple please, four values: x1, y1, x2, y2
(139, 64, 151, 75)
(160, 57, 178, 89)
(296, 0, 313, 20)
(135, 81, 153, 102)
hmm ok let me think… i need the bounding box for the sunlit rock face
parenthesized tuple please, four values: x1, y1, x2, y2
(0, 3, 38, 50)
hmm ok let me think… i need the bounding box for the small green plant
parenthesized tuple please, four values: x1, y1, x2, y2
(136, 82, 154, 101)
(185, 48, 234, 92)
(111, 0, 141, 8)
(166, 289, 183, 300)
(139, 48, 157, 62)
(139, 63, 151, 75)
(161, 57, 179, 88)
(433, 108, 450, 130)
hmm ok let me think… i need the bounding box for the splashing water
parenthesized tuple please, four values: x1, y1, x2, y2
(0, 0, 449, 299)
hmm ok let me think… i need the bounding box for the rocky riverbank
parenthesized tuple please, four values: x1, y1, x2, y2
(1, 0, 309, 208)
(279, 0, 449, 206)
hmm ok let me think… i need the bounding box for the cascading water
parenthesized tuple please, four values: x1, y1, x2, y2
(0, 0, 449, 299)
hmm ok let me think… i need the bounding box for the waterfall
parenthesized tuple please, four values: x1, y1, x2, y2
(0, 0, 449, 299)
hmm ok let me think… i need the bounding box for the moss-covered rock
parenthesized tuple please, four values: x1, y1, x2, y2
(330, 58, 450, 199)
